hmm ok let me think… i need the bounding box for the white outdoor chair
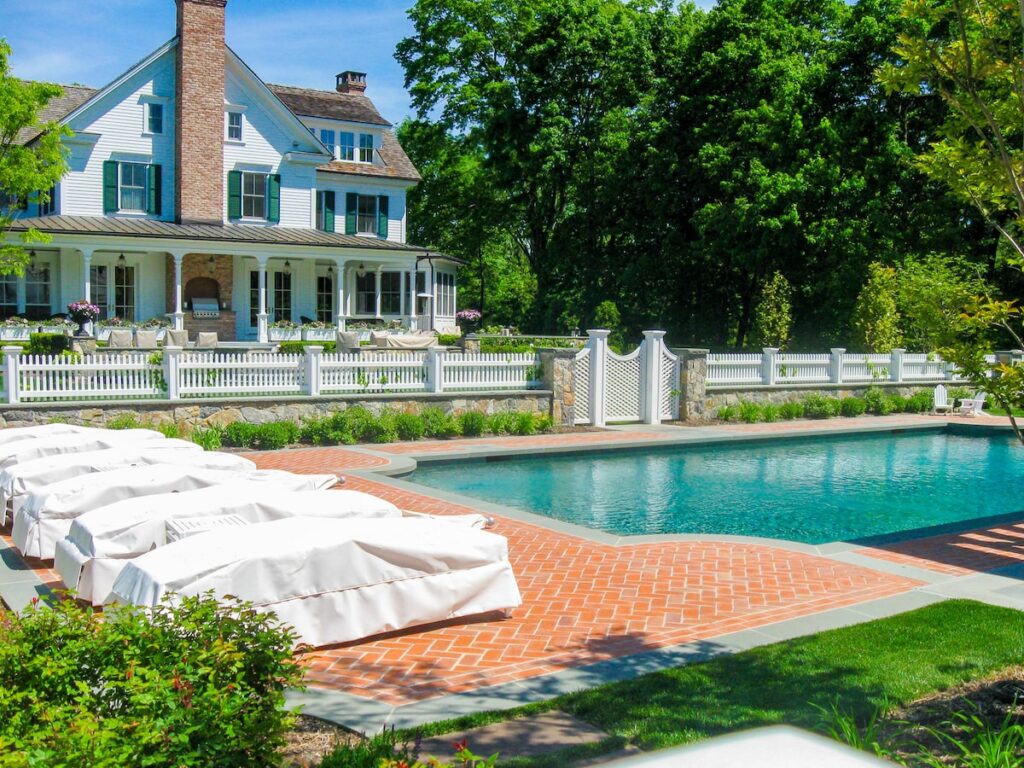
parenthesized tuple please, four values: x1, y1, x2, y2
(933, 384, 953, 414)
(958, 391, 987, 417)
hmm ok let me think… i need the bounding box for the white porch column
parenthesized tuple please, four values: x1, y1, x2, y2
(334, 257, 346, 331)
(409, 267, 418, 330)
(400, 270, 407, 319)
(256, 255, 269, 343)
(374, 266, 383, 319)
(80, 248, 93, 302)
(427, 262, 436, 331)
(170, 251, 185, 331)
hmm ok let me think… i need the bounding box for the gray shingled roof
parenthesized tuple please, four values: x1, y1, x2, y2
(266, 84, 391, 127)
(16, 83, 97, 144)
(318, 131, 421, 182)
(7, 215, 430, 252)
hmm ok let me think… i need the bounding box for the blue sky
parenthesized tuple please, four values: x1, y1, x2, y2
(2, 0, 717, 123)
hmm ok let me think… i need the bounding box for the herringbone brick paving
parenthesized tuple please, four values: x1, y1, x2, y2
(246, 443, 923, 706)
(857, 523, 1024, 576)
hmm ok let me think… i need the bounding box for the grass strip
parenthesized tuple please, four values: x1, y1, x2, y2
(397, 601, 1024, 764)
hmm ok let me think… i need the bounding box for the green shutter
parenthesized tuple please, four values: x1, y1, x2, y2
(267, 173, 281, 223)
(227, 171, 242, 220)
(345, 193, 357, 235)
(147, 164, 162, 216)
(103, 161, 118, 214)
(377, 195, 389, 238)
(323, 190, 335, 232)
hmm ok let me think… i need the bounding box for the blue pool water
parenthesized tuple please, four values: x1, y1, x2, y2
(410, 431, 1024, 544)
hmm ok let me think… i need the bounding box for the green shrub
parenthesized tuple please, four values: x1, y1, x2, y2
(25, 332, 70, 356)
(252, 421, 299, 450)
(716, 405, 738, 422)
(222, 421, 260, 448)
(0, 594, 303, 766)
(106, 413, 141, 430)
(320, 726, 420, 768)
(156, 422, 181, 439)
(738, 401, 762, 423)
(779, 401, 805, 419)
(863, 386, 891, 415)
(760, 403, 780, 422)
(479, 340, 535, 354)
(513, 412, 538, 435)
(840, 397, 867, 417)
(394, 413, 426, 441)
(362, 411, 399, 444)
(277, 340, 337, 355)
(487, 412, 519, 435)
(949, 386, 972, 405)
(190, 426, 222, 451)
(535, 414, 554, 433)
(339, 407, 377, 442)
(437, 333, 461, 346)
(421, 407, 461, 438)
(887, 395, 907, 414)
(459, 410, 487, 437)
(803, 394, 841, 419)
(299, 416, 330, 445)
(906, 391, 933, 413)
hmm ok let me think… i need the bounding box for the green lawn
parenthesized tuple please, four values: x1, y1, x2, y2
(402, 601, 1024, 766)
(987, 405, 1024, 418)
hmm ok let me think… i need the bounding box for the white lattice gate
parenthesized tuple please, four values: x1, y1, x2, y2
(660, 346, 680, 420)
(573, 347, 591, 425)
(605, 347, 643, 422)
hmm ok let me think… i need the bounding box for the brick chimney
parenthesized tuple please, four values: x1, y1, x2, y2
(175, 0, 227, 225)
(336, 71, 367, 94)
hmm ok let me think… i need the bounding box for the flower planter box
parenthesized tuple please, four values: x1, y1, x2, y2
(0, 328, 32, 341)
(39, 325, 74, 336)
(301, 328, 335, 342)
(269, 328, 302, 341)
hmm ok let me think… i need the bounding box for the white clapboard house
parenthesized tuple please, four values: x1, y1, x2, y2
(4, 0, 459, 341)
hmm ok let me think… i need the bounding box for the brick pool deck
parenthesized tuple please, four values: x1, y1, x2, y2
(1, 414, 1021, 729)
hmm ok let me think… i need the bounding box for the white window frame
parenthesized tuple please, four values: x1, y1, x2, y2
(118, 162, 149, 213)
(22, 252, 55, 319)
(339, 132, 355, 161)
(320, 129, 337, 158)
(356, 194, 377, 235)
(241, 171, 268, 220)
(38, 184, 58, 216)
(146, 102, 164, 135)
(436, 271, 456, 317)
(358, 133, 374, 163)
(315, 267, 334, 324)
(226, 111, 243, 142)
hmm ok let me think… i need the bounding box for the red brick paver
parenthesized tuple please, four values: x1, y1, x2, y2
(858, 523, 1024, 576)
(246, 446, 921, 706)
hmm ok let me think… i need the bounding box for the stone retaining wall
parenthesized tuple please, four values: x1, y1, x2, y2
(0, 391, 551, 430)
(703, 382, 943, 419)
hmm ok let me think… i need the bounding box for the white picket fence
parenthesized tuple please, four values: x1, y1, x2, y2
(707, 347, 960, 387)
(0, 346, 541, 403)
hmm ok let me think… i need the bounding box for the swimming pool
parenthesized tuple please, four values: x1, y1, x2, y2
(410, 430, 1024, 544)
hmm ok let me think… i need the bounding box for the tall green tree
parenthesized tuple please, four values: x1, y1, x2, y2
(0, 40, 70, 274)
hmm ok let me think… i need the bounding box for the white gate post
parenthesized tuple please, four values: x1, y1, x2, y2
(830, 348, 845, 385)
(586, 329, 609, 427)
(761, 348, 779, 385)
(642, 330, 667, 425)
(426, 347, 445, 393)
(890, 348, 905, 383)
(304, 345, 323, 397)
(3, 347, 21, 404)
(164, 346, 181, 401)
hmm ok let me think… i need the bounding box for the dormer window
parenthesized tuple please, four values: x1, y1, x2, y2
(227, 111, 243, 141)
(320, 129, 337, 157)
(339, 132, 355, 161)
(147, 103, 163, 134)
(358, 133, 374, 163)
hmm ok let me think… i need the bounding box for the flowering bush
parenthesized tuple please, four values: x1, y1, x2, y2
(97, 316, 135, 328)
(271, 319, 298, 329)
(2, 316, 30, 327)
(456, 309, 482, 323)
(140, 316, 171, 328)
(66, 300, 101, 324)
(0, 592, 304, 766)
(302, 319, 329, 329)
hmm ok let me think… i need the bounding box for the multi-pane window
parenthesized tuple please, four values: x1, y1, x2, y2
(357, 195, 377, 234)
(0, 274, 17, 317)
(320, 129, 336, 155)
(242, 172, 267, 219)
(380, 272, 402, 315)
(339, 132, 355, 161)
(147, 103, 163, 134)
(272, 271, 291, 323)
(114, 265, 136, 320)
(24, 262, 51, 318)
(316, 191, 333, 231)
(249, 271, 259, 327)
(119, 163, 148, 212)
(436, 272, 456, 317)
(415, 271, 429, 316)
(227, 112, 243, 141)
(38, 185, 56, 216)
(358, 133, 374, 163)
(356, 272, 375, 314)
(316, 274, 333, 324)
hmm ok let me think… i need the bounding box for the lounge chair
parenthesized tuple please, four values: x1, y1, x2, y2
(0, 423, 93, 448)
(0, 442, 256, 523)
(164, 329, 189, 347)
(12, 466, 332, 560)
(933, 384, 953, 414)
(109, 516, 522, 647)
(107, 329, 133, 349)
(196, 332, 218, 349)
(57, 486, 393, 604)
(959, 391, 987, 417)
(134, 329, 159, 349)
(0, 429, 166, 470)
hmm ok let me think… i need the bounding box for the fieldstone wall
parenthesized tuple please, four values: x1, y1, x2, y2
(0, 392, 551, 430)
(539, 348, 577, 426)
(703, 382, 940, 420)
(673, 348, 709, 422)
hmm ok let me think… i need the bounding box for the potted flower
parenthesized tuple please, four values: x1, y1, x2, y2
(140, 316, 171, 341)
(1, 316, 32, 341)
(301, 320, 334, 341)
(67, 301, 101, 338)
(269, 319, 301, 341)
(456, 308, 482, 334)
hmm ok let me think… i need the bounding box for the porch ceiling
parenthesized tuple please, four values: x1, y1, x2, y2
(8, 215, 442, 256)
